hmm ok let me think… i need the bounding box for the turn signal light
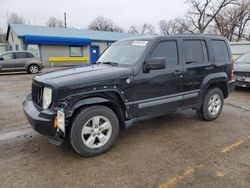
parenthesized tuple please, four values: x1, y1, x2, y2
(54, 116, 58, 128)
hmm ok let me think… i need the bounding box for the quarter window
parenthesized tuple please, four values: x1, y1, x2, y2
(211, 40, 230, 62)
(150, 41, 178, 66)
(183, 40, 205, 63)
(70, 46, 82, 57)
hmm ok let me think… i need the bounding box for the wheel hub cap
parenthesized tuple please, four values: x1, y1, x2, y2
(81, 116, 112, 149)
(208, 94, 221, 116)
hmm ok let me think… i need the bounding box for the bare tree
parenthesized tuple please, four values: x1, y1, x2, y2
(159, 18, 195, 34)
(8, 13, 25, 24)
(214, 0, 250, 41)
(141, 24, 155, 35)
(128, 24, 155, 35)
(186, 0, 236, 33)
(88, 16, 124, 32)
(46, 17, 64, 28)
(0, 28, 5, 43)
(128, 25, 139, 34)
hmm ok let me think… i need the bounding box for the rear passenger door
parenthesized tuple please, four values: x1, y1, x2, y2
(181, 39, 213, 106)
(14, 52, 28, 71)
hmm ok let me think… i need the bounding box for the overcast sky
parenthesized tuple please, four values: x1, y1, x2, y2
(0, 0, 188, 32)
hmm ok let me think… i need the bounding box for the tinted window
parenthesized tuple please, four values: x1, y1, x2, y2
(2, 53, 13, 60)
(211, 40, 230, 62)
(27, 52, 34, 58)
(183, 40, 204, 63)
(151, 41, 178, 66)
(235, 53, 250, 64)
(15, 52, 28, 59)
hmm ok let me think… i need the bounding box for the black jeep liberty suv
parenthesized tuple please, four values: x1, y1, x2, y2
(23, 35, 235, 156)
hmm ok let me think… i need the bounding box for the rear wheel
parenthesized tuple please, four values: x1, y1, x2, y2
(70, 105, 119, 157)
(197, 88, 224, 121)
(28, 64, 39, 74)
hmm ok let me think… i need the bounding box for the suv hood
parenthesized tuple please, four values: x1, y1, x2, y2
(34, 64, 133, 88)
(234, 63, 250, 72)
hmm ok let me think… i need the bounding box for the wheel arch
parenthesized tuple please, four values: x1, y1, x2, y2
(68, 92, 127, 129)
(200, 72, 229, 99)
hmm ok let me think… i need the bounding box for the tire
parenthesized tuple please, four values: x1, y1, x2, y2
(197, 87, 224, 121)
(70, 105, 119, 157)
(28, 64, 39, 74)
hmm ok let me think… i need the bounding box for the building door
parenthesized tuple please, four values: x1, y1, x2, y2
(90, 46, 100, 64)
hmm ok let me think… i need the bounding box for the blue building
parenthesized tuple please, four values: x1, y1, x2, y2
(6, 24, 137, 66)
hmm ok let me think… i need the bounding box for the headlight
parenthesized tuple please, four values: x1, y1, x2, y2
(42, 87, 52, 109)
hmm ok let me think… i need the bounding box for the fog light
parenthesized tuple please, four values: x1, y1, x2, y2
(57, 109, 65, 133)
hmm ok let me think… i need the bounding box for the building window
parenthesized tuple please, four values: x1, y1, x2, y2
(15, 44, 19, 51)
(70, 46, 82, 57)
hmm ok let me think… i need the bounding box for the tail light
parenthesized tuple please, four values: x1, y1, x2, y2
(230, 63, 234, 81)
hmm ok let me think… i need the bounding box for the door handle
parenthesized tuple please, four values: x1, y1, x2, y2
(205, 66, 214, 70)
(172, 70, 182, 75)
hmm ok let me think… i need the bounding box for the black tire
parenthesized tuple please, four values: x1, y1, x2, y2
(28, 64, 39, 74)
(197, 87, 224, 121)
(70, 105, 119, 157)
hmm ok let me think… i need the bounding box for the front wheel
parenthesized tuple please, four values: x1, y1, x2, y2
(28, 64, 39, 74)
(197, 88, 224, 121)
(70, 105, 119, 157)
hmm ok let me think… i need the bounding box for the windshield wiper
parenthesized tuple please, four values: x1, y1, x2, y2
(97, 61, 119, 66)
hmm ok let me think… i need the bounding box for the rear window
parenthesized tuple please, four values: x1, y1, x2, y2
(15, 52, 29, 59)
(27, 52, 34, 58)
(211, 40, 230, 62)
(183, 40, 207, 64)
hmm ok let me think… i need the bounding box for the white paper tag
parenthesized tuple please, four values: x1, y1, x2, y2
(132, 41, 148, 46)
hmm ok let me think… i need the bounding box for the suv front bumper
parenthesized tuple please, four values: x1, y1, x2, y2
(23, 94, 61, 140)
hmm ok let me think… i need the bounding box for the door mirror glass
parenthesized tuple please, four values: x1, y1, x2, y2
(144, 57, 166, 72)
(0, 57, 4, 61)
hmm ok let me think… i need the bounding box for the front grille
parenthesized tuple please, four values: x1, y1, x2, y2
(32, 83, 43, 107)
(234, 71, 250, 77)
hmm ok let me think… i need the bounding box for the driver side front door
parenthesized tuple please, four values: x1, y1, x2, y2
(132, 39, 184, 117)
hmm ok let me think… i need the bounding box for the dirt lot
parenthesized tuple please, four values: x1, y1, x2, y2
(0, 70, 249, 188)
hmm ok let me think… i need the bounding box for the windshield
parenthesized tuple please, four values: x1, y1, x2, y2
(235, 53, 250, 64)
(97, 40, 149, 65)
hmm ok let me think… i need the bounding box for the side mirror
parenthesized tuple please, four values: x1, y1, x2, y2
(144, 57, 166, 72)
(0, 57, 4, 61)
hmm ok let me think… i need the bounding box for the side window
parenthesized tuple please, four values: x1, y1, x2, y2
(150, 41, 178, 67)
(211, 40, 230, 62)
(2, 53, 13, 60)
(183, 40, 204, 63)
(15, 52, 28, 59)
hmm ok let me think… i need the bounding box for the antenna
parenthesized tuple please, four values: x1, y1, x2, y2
(64, 12, 67, 28)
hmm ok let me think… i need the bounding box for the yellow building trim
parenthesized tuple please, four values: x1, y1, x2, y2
(48, 56, 89, 62)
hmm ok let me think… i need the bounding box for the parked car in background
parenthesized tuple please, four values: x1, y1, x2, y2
(234, 52, 250, 88)
(0, 51, 43, 74)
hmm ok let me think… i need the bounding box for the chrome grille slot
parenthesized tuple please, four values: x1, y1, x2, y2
(32, 83, 43, 107)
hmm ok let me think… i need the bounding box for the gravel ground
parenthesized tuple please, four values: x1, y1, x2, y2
(0, 69, 249, 188)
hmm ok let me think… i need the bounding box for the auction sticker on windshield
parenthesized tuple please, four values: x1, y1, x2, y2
(132, 41, 148, 46)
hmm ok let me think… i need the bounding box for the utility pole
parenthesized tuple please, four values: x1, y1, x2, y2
(64, 12, 67, 28)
